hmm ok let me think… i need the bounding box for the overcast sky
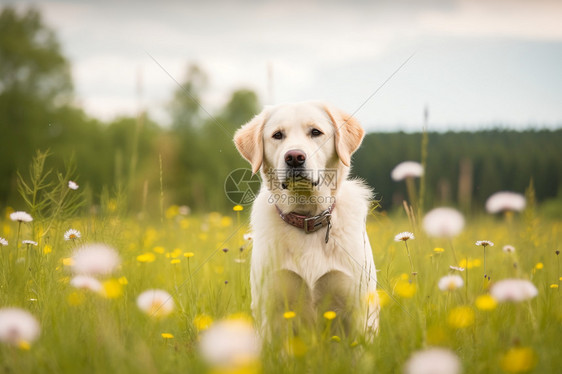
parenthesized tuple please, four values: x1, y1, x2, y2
(8, 0, 562, 132)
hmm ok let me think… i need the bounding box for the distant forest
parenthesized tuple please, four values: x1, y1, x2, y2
(1, 6, 561, 216)
(353, 130, 562, 212)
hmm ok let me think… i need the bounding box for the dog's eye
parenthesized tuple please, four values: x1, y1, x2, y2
(272, 131, 283, 140)
(310, 128, 323, 137)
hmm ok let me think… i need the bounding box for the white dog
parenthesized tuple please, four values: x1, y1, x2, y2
(234, 101, 378, 339)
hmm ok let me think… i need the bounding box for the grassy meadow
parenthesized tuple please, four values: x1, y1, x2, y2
(0, 156, 561, 374)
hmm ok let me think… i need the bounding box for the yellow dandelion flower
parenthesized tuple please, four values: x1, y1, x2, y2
(331, 335, 341, 342)
(102, 279, 123, 299)
(184, 252, 195, 258)
(118, 276, 128, 285)
(161, 333, 174, 339)
(323, 311, 337, 320)
(395, 280, 417, 298)
(153, 246, 165, 254)
(193, 314, 213, 331)
(136, 253, 156, 263)
(233, 205, 244, 211)
(500, 347, 537, 373)
(43, 244, 52, 255)
(18, 341, 31, 350)
(283, 311, 296, 319)
(535, 262, 544, 270)
(447, 306, 474, 329)
(170, 259, 181, 264)
(475, 294, 498, 311)
(170, 248, 182, 258)
(550, 284, 559, 289)
(400, 273, 409, 281)
(62, 257, 74, 266)
(433, 247, 445, 253)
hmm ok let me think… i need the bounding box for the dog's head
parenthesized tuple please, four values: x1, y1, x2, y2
(234, 101, 364, 191)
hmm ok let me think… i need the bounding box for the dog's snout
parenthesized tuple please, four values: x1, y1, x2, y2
(284, 149, 306, 168)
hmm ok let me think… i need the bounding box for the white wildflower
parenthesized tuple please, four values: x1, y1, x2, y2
(136, 289, 175, 318)
(394, 232, 415, 242)
(0, 308, 40, 346)
(423, 207, 465, 238)
(490, 279, 538, 302)
(485, 191, 525, 213)
(9, 211, 33, 223)
(404, 347, 461, 374)
(68, 181, 79, 190)
(71, 243, 120, 276)
(438, 275, 464, 291)
(391, 161, 424, 181)
(502, 245, 515, 253)
(0, 237, 8, 246)
(70, 275, 103, 292)
(475, 240, 494, 248)
(199, 318, 261, 369)
(64, 229, 81, 241)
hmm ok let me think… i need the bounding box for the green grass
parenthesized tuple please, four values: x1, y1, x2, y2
(0, 203, 561, 373)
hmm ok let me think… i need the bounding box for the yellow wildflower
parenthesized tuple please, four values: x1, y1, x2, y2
(170, 259, 180, 264)
(43, 244, 52, 255)
(161, 333, 174, 339)
(475, 294, 497, 311)
(193, 314, 213, 331)
(535, 262, 544, 270)
(395, 280, 417, 298)
(184, 252, 195, 258)
(323, 311, 337, 320)
(233, 205, 244, 211)
(18, 341, 31, 350)
(153, 246, 165, 254)
(118, 276, 128, 285)
(447, 306, 474, 329)
(283, 311, 296, 319)
(500, 347, 537, 373)
(136, 253, 156, 263)
(550, 284, 559, 289)
(102, 279, 123, 299)
(62, 257, 74, 266)
(433, 247, 445, 253)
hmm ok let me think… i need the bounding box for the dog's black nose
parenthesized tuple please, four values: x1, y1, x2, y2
(284, 149, 306, 167)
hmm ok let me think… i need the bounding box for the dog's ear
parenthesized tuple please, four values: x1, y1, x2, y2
(322, 104, 365, 167)
(234, 110, 267, 174)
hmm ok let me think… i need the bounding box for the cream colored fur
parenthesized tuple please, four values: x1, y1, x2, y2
(234, 101, 379, 339)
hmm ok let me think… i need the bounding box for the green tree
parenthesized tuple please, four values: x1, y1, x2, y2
(0, 6, 73, 204)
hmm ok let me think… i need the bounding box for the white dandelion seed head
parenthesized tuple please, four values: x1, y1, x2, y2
(423, 207, 465, 239)
(22, 240, 38, 246)
(449, 266, 465, 272)
(70, 275, 103, 292)
(394, 232, 415, 242)
(490, 279, 538, 302)
(391, 161, 424, 181)
(502, 245, 516, 253)
(404, 347, 461, 374)
(68, 180, 79, 190)
(178, 205, 191, 215)
(199, 318, 262, 369)
(64, 229, 81, 241)
(0, 237, 8, 246)
(136, 289, 175, 317)
(438, 275, 464, 291)
(10, 211, 33, 223)
(0, 308, 41, 346)
(71, 243, 120, 276)
(475, 240, 494, 247)
(485, 191, 526, 214)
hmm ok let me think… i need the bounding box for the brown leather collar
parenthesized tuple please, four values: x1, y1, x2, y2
(275, 201, 335, 243)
